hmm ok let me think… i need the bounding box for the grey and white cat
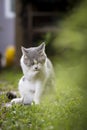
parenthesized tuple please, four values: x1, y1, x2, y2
(11, 42, 55, 105)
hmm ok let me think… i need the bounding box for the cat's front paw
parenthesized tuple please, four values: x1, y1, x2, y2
(34, 99, 40, 105)
(11, 99, 18, 104)
(11, 98, 23, 104)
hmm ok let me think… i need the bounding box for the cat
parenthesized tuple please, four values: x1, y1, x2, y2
(11, 42, 55, 105)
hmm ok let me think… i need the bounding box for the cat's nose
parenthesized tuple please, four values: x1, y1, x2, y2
(35, 66, 38, 70)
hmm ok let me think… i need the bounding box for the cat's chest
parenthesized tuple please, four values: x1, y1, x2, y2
(19, 77, 42, 93)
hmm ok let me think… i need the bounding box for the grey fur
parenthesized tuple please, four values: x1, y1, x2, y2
(22, 43, 46, 67)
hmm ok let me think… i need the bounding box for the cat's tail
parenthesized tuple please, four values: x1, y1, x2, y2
(6, 91, 17, 100)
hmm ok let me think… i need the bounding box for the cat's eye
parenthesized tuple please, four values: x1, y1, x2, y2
(39, 53, 46, 62)
(30, 61, 35, 66)
(32, 62, 34, 65)
(39, 59, 45, 64)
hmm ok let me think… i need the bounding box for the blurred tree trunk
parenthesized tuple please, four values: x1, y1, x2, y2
(15, 0, 23, 67)
(15, 1, 32, 67)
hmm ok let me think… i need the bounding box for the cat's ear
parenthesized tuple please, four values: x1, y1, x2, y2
(21, 46, 28, 54)
(37, 42, 45, 52)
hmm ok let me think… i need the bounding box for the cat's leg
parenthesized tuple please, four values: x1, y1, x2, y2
(34, 86, 43, 104)
(34, 94, 40, 104)
(11, 97, 23, 104)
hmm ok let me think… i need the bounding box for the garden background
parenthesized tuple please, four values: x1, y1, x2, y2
(0, 0, 87, 130)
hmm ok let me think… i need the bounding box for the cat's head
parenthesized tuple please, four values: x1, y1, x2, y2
(21, 42, 46, 72)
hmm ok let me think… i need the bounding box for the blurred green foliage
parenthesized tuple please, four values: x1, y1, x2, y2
(0, 1, 87, 130)
(53, 0, 87, 52)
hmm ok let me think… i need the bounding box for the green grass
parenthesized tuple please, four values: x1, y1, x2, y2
(0, 54, 87, 130)
(1, 1, 87, 129)
(0, 68, 22, 91)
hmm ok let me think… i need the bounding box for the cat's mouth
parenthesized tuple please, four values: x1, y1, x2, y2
(34, 68, 40, 73)
(34, 69, 39, 72)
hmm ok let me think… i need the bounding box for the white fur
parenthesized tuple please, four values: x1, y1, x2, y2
(11, 51, 54, 105)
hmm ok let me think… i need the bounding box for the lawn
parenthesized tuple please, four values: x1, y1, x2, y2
(1, 1, 87, 129)
(0, 53, 87, 130)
